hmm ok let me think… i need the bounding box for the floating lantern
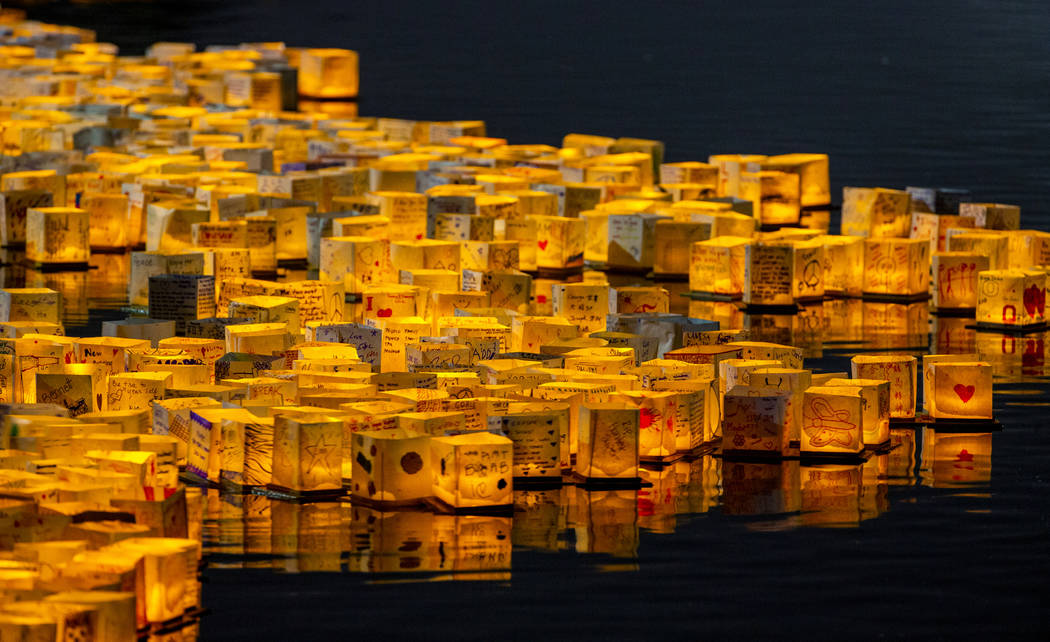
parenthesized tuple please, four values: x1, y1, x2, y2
(148, 274, 216, 334)
(0, 288, 61, 324)
(351, 429, 432, 507)
(850, 355, 917, 418)
(976, 269, 1046, 328)
(689, 236, 750, 297)
(739, 170, 801, 226)
(430, 432, 513, 509)
(722, 385, 792, 456)
(959, 202, 1020, 230)
(841, 187, 910, 238)
(270, 414, 343, 494)
(946, 231, 1008, 270)
(552, 283, 609, 335)
(931, 252, 989, 310)
(910, 211, 974, 253)
(79, 193, 129, 250)
(576, 404, 639, 482)
(25, 207, 89, 266)
(925, 361, 993, 419)
(821, 378, 890, 446)
(862, 238, 930, 297)
(801, 387, 864, 456)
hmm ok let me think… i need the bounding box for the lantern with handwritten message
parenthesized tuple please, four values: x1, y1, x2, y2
(530, 215, 585, 270)
(689, 236, 749, 297)
(862, 238, 930, 297)
(976, 269, 1046, 328)
(576, 404, 639, 482)
(0, 288, 61, 324)
(25, 207, 89, 265)
(925, 361, 993, 419)
(430, 432, 514, 509)
(552, 283, 609, 335)
(351, 429, 432, 507)
(610, 390, 678, 460)
(841, 187, 910, 238)
(723, 385, 792, 456)
(932, 252, 989, 310)
(946, 231, 1008, 270)
(270, 414, 343, 494)
(801, 387, 864, 456)
(850, 355, 917, 418)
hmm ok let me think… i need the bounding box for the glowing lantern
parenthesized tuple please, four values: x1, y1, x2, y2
(146, 201, 209, 253)
(530, 215, 585, 270)
(0, 171, 65, 207)
(743, 241, 824, 306)
(652, 220, 711, 277)
(489, 409, 564, 481)
(821, 378, 890, 446)
(841, 187, 910, 238)
(552, 283, 609, 335)
(850, 355, 917, 418)
(959, 202, 1020, 230)
(148, 274, 216, 334)
(79, 193, 129, 250)
(689, 236, 749, 296)
(946, 231, 1009, 270)
(747, 367, 812, 442)
(932, 252, 989, 310)
(0, 189, 52, 248)
(351, 429, 432, 507)
(228, 295, 300, 333)
(708, 154, 767, 197)
(225, 322, 291, 356)
(925, 361, 993, 419)
(270, 414, 343, 494)
(801, 387, 864, 456)
(462, 269, 532, 312)
(739, 170, 800, 226)
(976, 269, 1046, 328)
(722, 385, 793, 456)
(25, 207, 89, 265)
(106, 372, 170, 412)
(660, 161, 719, 192)
(0, 288, 61, 324)
(576, 404, 639, 482)
(610, 390, 682, 460)
(110, 537, 199, 624)
(759, 153, 831, 208)
(910, 211, 973, 253)
(430, 432, 513, 509)
(862, 238, 930, 297)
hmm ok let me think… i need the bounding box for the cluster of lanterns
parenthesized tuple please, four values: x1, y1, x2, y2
(0, 8, 1009, 639)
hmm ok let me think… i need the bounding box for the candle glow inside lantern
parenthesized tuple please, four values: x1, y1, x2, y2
(739, 169, 800, 226)
(79, 193, 129, 250)
(689, 236, 750, 297)
(25, 207, 90, 265)
(925, 361, 993, 419)
(850, 355, 917, 418)
(270, 414, 343, 494)
(576, 404, 640, 481)
(552, 283, 609, 335)
(722, 385, 792, 456)
(801, 386, 864, 456)
(932, 252, 989, 310)
(862, 238, 930, 297)
(351, 429, 432, 507)
(821, 378, 890, 446)
(841, 187, 910, 238)
(976, 269, 1046, 328)
(297, 48, 359, 98)
(430, 432, 514, 509)
(0, 288, 61, 324)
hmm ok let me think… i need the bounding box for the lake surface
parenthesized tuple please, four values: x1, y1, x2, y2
(7, 0, 1050, 638)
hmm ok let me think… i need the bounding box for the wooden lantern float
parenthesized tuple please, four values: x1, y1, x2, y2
(820, 378, 891, 447)
(841, 187, 910, 238)
(722, 385, 793, 457)
(850, 355, 917, 418)
(976, 269, 1046, 329)
(351, 428, 432, 507)
(430, 432, 514, 510)
(25, 207, 89, 267)
(269, 413, 343, 495)
(689, 236, 750, 297)
(924, 360, 993, 420)
(575, 404, 640, 483)
(862, 237, 930, 299)
(931, 252, 989, 311)
(801, 386, 864, 457)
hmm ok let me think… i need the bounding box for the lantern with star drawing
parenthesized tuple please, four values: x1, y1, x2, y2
(850, 354, 917, 418)
(430, 432, 514, 509)
(722, 385, 793, 456)
(351, 429, 432, 507)
(801, 387, 864, 456)
(270, 414, 343, 494)
(926, 361, 993, 420)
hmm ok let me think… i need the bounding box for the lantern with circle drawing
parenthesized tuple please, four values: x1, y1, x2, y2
(430, 432, 513, 509)
(862, 237, 930, 297)
(925, 361, 992, 420)
(610, 390, 678, 460)
(351, 429, 432, 507)
(801, 387, 864, 456)
(850, 354, 916, 418)
(723, 385, 792, 456)
(576, 404, 639, 481)
(976, 269, 1045, 328)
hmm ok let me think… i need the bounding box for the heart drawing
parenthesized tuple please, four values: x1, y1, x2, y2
(537, 240, 549, 250)
(1023, 283, 1045, 318)
(953, 383, 975, 403)
(376, 308, 393, 317)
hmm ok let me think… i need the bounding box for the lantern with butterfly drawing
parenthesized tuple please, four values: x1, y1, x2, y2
(801, 387, 864, 456)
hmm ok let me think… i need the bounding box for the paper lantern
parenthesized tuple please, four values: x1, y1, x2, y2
(721, 385, 793, 456)
(552, 283, 609, 335)
(862, 238, 930, 297)
(743, 241, 824, 306)
(148, 274, 216, 334)
(146, 201, 209, 253)
(228, 295, 300, 333)
(652, 220, 711, 277)
(801, 387, 864, 456)
(351, 429, 432, 507)
(925, 361, 993, 419)
(127, 251, 205, 307)
(79, 193, 128, 250)
(1, 171, 65, 207)
(976, 269, 1046, 328)
(946, 231, 1008, 270)
(0, 288, 61, 324)
(25, 207, 89, 265)
(225, 322, 291, 356)
(746, 367, 812, 442)
(689, 236, 749, 296)
(462, 269, 532, 312)
(110, 537, 198, 623)
(270, 414, 343, 494)
(430, 432, 513, 509)
(576, 404, 639, 481)
(959, 202, 1020, 230)
(909, 211, 973, 253)
(660, 161, 719, 192)
(74, 336, 150, 377)
(0, 189, 53, 247)
(487, 409, 563, 481)
(530, 215, 585, 270)
(841, 187, 910, 238)
(106, 372, 170, 411)
(708, 154, 766, 197)
(739, 170, 800, 226)
(759, 153, 831, 208)
(820, 378, 890, 446)
(850, 355, 917, 418)
(932, 252, 989, 310)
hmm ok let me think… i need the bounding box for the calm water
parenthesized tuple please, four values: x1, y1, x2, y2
(8, 0, 1050, 638)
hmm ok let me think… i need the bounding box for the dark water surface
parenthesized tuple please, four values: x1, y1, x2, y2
(8, 0, 1050, 638)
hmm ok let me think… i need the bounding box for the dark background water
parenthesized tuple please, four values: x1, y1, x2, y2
(8, 0, 1050, 638)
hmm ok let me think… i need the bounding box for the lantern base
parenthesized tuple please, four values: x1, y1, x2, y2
(566, 471, 645, 489)
(0, 241, 25, 250)
(89, 245, 129, 254)
(799, 450, 868, 464)
(350, 493, 429, 510)
(265, 483, 346, 501)
(931, 306, 976, 317)
(684, 290, 743, 302)
(422, 496, 514, 516)
(276, 257, 308, 269)
(674, 442, 718, 460)
(823, 289, 863, 299)
(251, 269, 280, 279)
(974, 321, 1048, 334)
(525, 266, 585, 280)
(863, 438, 893, 453)
(649, 271, 688, 281)
(513, 475, 563, 489)
(640, 452, 687, 466)
(888, 415, 1002, 433)
(721, 449, 797, 463)
(742, 302, 802, 314)
(860, 292, 931, 303)
(23, 259, 89, 272)
(142, 606, 206, 638)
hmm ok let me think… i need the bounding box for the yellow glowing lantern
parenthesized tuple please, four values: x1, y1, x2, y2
(910, 211, 974, 253)
(145, 201, 209, 253)
(78, 193, 128, 250)
(862, 237, 930, 297)
(0, 170, 65, 207)
(366, 191, 426, 241)
(0, 288, 61, 324)
(128, 251, 205, 307)
(351, 429, 432, 507)
(148, 274, 216, 334)
(25, 207, 89, 265)
(106, 371, 170, 411)
(722, 385, 792, 456)
(660, 161, 719, 192)
(552, 283, 609, 335)
(228, 295, 300, 333)
(0, 188, 53, 247)
(801, 387, 864, 456)
(297, 48, 359, 98)
(224, 322, 291, 356)
(390, 239, 460, 273)
(850, 355, 917, 418)
(110, 537, 198, 624)
(652, 220, 711, 277)
(931, 252, 989, 310)
(976, 269, 1046, 328)
(689, 236, 749, 296)
(611, 390, 681, 460)
(821, 378, 890, 446)
(925, 361, 992, 419)
(530, 215, 585, 269)
(747, 367, 812, 442)
(946, 231, 1009, 270)
(841, 187, 910, 238)
(739, 170, 800, 226)
(430, 432, 513, 509)
(708, 154, 767, 197)
(270, 414, 343, 494)
(760, 153, 831, 208)
(576, 404, 639, 481)
(959, 202, 1020, 230)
